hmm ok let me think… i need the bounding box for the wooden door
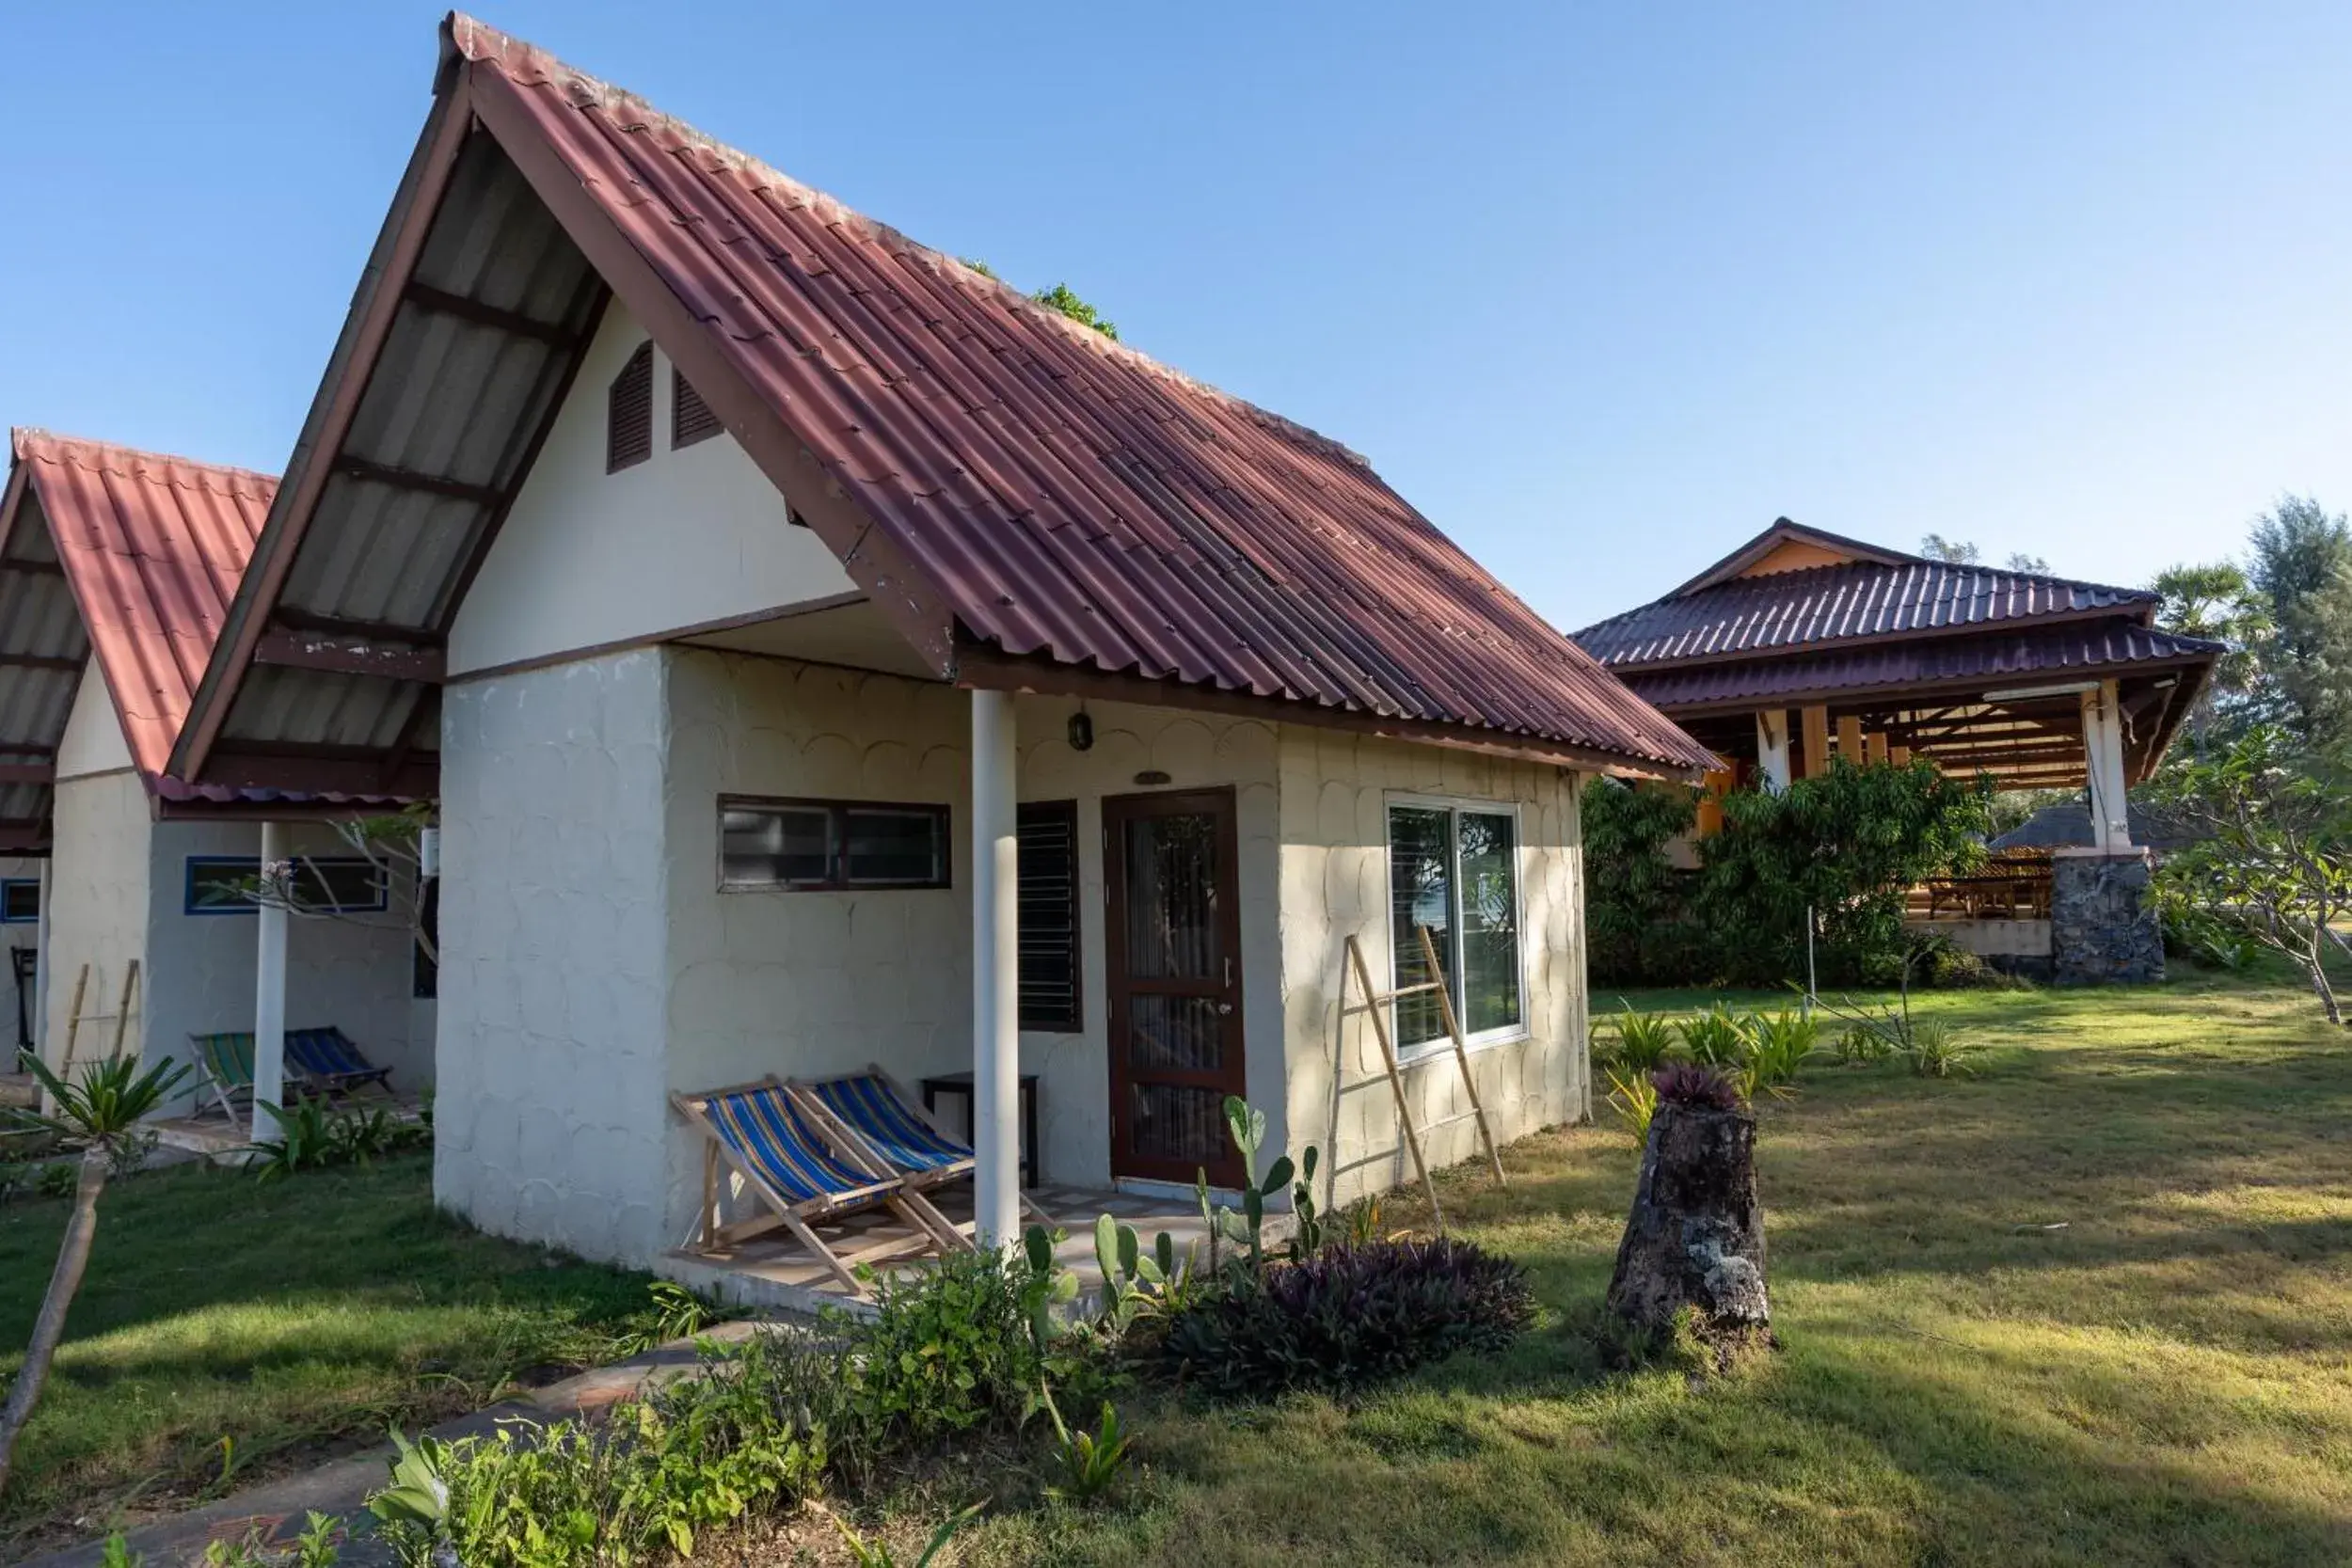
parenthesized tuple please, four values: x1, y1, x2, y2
(1104, 787, 1247, 1188)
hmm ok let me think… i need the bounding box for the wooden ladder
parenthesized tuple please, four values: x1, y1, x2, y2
(1332, 927, 1506, 1231)
(58, 958, 140, 1078)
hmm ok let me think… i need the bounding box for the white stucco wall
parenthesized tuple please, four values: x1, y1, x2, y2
(436, 649, 675, 1263)
(1274, 733, 1589, 1209)
(141, 819, 428, 1109)
(446, 300, 855, 677)
(436, 641, 1590, 1268)
(41, 769, 151, 1073)
(55, 661, 132, 781)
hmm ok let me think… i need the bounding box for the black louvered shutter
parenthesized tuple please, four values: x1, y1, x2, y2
(1017, 801, 1082, 1031)
(607, 341, 653, 472)
(672, 367, 722, 449)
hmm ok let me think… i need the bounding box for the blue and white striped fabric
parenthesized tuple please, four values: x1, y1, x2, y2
(287, 1028, 369, 1078)
(707, 1085, 878, 1205)
(811, 1074, 971, 1174)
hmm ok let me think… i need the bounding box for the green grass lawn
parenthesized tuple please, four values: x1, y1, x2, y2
(919, 971, 2352, 1566)
(0, 1154, 653, 1555)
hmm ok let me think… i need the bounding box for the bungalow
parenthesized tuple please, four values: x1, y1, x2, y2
(0, 432, 431, 1117)
(163, 15, 1713, 1279)
(1574, 518, 2224, 983)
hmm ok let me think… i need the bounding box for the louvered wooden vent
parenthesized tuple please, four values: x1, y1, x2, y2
(673, 367, 722, 449)
(607, 341, 653, 472)
(1016, 800, 1082, 1031)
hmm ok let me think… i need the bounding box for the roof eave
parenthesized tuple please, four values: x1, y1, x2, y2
(172, 52, 483, 787)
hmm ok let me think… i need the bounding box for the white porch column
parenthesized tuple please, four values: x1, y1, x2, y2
(31, 858, 51, 1066)
(969, 689, 1021, 1248)
(1755, 710, 1792, 792)
(251, 820, 290, 1142)
(2079, 679, 2133, 852)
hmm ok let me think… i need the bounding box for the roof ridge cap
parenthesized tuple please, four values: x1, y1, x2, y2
(11, 427, 280, 494)
(440, 11, 1375, 472)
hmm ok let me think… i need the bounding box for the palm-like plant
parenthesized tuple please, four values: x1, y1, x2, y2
(0, 1051, 190, 1495)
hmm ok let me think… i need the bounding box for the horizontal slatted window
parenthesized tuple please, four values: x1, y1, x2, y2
(1018, 800, 1082, 1031)
(673, 366, 722, 449)
(607, 341, 653, 472)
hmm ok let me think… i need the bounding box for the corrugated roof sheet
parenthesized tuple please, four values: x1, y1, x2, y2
(1614, 621, 2219, 711)
(1577, 555, 2161, 670)
(185, 14, 1714, 780)
(11, 430, 271, 784)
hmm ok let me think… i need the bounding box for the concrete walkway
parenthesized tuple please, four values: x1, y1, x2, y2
(20, 1321, 770, 1568)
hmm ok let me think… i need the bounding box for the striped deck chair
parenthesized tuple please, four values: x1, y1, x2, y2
(672, 1075, 971, 1293)
(286, 1027, 393, 1099)
(790, 1064, 1052, 1222)
(188, 1031, 258, 1119)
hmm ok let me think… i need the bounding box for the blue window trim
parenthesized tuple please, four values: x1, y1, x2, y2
(184, 856, 389, 916)
(0, 878, 38, 924)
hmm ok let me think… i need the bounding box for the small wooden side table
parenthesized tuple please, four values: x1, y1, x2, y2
(918, 1069, 1041, 1189)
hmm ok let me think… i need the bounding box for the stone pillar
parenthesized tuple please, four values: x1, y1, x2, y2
(2051, 847, 2164, 985)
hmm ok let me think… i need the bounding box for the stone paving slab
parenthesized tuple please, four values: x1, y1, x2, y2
(17, 1322, 769, 1568)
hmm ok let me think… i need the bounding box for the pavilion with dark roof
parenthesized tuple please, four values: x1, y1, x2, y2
(1576, 518, 2225, 983)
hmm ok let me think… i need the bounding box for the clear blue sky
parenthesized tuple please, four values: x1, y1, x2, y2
(4, 2, 2346, 632)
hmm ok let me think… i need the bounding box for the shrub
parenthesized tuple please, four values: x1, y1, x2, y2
(1907, 1021, 1984, 1080)
(1676, 1005, 1746, 1067)
(1736, 1007, 1818, 1098)
(1833, 1024, 1896, 1066)
(373, 1332, 834, 1567)
(1601, 1005, 1677, 1072)
(1651, 1063, 1740, 1110)
(1582, 780, 1701, 984)
(838, 1246, 1057, 1454)
(1604, 1064, 1659, 1142)
(1157, 1237, 1534, 1398)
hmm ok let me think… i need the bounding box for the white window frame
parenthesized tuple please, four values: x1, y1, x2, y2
(1382, 793, 1529, 1058)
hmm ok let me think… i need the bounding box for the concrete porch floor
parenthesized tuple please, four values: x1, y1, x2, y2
(149, 1095, 427, 1162)
(659, 1180, 1259, 1317)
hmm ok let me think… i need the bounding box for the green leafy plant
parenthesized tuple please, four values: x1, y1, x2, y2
(0, 1051, 192, 1493)
(1341, 1195, 1384, 1248)
(1677, 1005, 1747, 1067)
(1736, 1007, 1819, 1100)
(602, 1279, 722, 1357)
(1604, 1064, 1659, 1143)
(829, 1501, 985, 1568)
(1603, 1004, 1677, 1072)
(1041, 1386, 1133, 1502)
(838, 1247, 1058, 1457)
(1907, 1020, 1984, 1080)
(249, 1098, 339, 1181)
(101, 1532, 142, 1568)
(1833, 1023, 1896, 1065)
(1090, 1212, 1181, 1333)
(199, 1513, 342, 1567)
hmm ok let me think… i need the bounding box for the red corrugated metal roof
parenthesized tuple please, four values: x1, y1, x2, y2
(1577, 555, 2161, 670)
(421, 16, 1711, 774)
(1613, 621, 2219, 712)
(12, 431, 272, 784)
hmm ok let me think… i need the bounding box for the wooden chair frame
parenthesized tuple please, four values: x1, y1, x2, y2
(787, 1062, 1054, 1224)
(672, 1074, 970, 1294)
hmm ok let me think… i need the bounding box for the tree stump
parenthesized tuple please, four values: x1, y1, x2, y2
(1605, 1100, 1772, 1350)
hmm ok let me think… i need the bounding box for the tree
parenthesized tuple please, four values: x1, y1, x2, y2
(226, 808, 437, 975)
(2248, 496, 2352, 746)
(0, 1053, 192, 1494)
(2150, 561, 2270, 749)
(1028, 283, 1119, 341)
(2146, 728, 2351, 1025)
(1917, 535, 2049, 574)
(957, 260, 1120, 341)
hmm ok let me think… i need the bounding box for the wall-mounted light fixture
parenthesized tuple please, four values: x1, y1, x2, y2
(1067, 710, 1094, 752)
(1133, 769, 1171, 786)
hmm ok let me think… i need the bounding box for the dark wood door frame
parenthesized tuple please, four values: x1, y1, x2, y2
(1103, 785, 1248, 1188)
